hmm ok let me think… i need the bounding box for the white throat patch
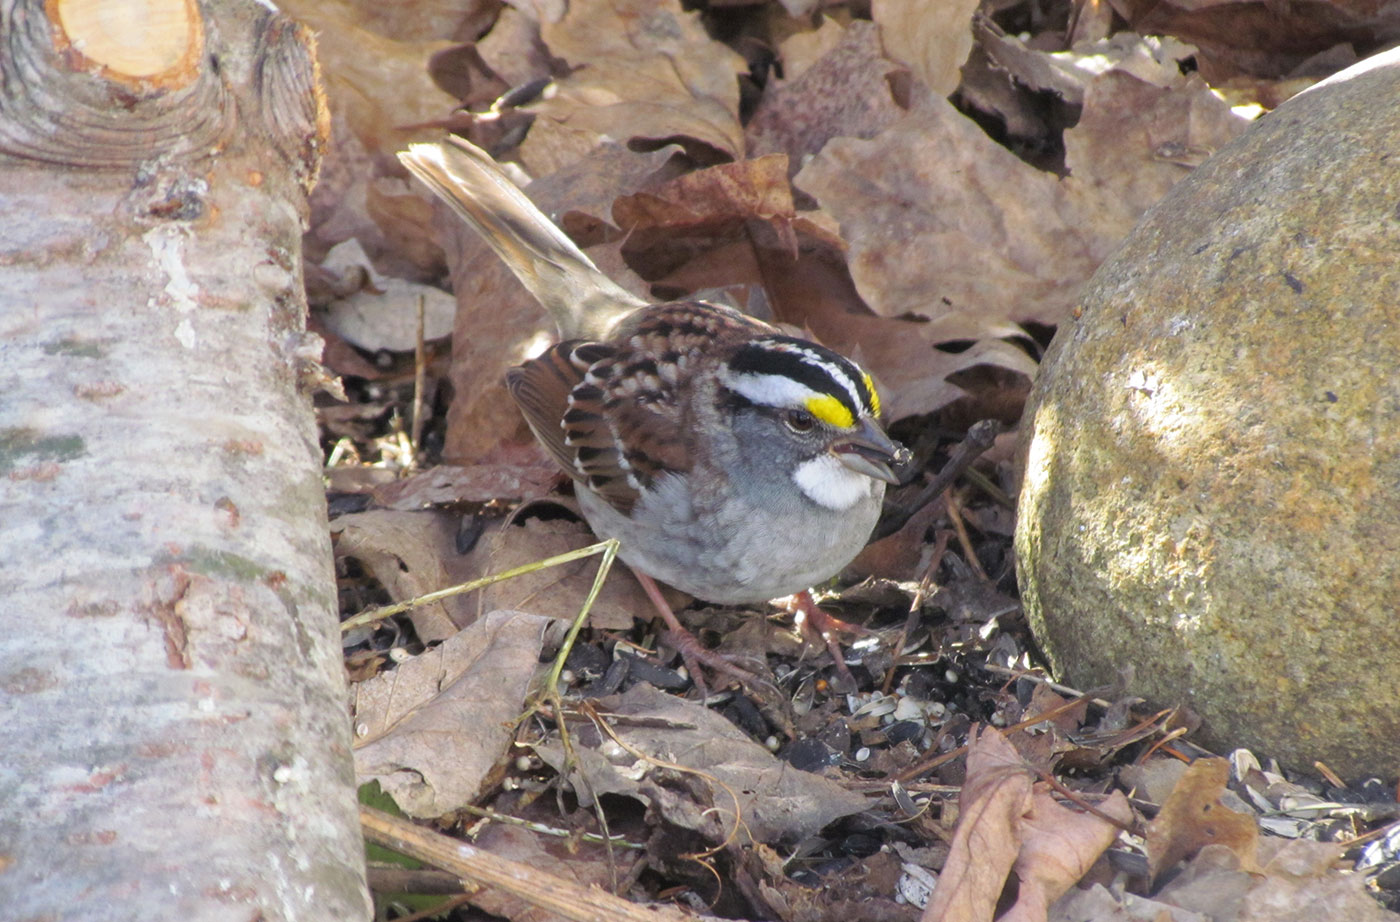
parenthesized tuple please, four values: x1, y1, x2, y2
(792, 454, 877, 511)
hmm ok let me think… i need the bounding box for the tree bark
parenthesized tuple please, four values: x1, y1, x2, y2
(0, 0, 369, 918)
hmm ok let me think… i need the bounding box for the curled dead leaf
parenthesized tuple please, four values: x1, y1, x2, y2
(872, 0, 980, 97)
(1146, 757, 1260, 885)
(352, 609, 551, 817)
(532, 684, 869, 845)
(525, 0, 746, 159)
(922, 728, 1133, 922)
(614, 155, 798, 259)
(747, 20, 906, 171)
(921, 728, 1031, 922)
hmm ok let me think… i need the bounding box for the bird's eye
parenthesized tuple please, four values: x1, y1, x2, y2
(783, 409, 816, 432)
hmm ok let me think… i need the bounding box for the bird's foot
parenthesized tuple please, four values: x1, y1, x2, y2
(631, 566, 770, 699)
(787, 590, 866, 692)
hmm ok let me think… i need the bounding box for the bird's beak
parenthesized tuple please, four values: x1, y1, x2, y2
(833, 418, 909, 485)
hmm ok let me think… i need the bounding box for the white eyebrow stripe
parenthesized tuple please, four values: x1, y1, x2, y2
(751, 338, 870, 413)
(718, 367, 821, 409)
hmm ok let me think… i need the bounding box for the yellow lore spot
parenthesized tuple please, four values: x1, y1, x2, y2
(806, 393, 854, 429)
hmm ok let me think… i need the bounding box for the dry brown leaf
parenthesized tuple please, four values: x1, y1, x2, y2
(924, 728, 1133, 922)
(515, 118, 617, 179)
(847, 497, 944, 581)
(1069, 0, 1116, 44)
(1026, 683, 1088, 735)
(798, 58, 1245, 331)
(333, 509, 470, 643)
(1119, 757, 1190, 807)
(523, 0, 746, 159)
(506, 0, 564, 22)
(796, 99, 1102, 327)
(978, 31, 1202, 108)
(614, 155, 798, 257)
(370, 461, 559, 509)
(529, 142, 682, 246)
(1146, 757, 1260, 884)
(425, 42, 511, 115)
(962, 31, 1200, 175)
(869, 336, 1035, 420)
(352, 609, 550, 816)
(460, 515, 646, 632)
(774, 15, 847, 82)
(1065, 69, 1248, 240)
(440, 214, 557, 464)
(1105, 0, 1400, 82)
(1006, 687, 1080, 772)
(1051, 883, 1211, 921)
(1255, 836, 1344, 878)
(1069, 34, 1203, 90)
(575, 238, 654, 301)
(1151, 844, 1270, 920)
(1161, 834, 1373, 917)
(648, 240, 766, 300)
(955, 46, 1047, 145)
(317, 239, 456, 351)
(922, 727, 1031, 922)
(329, 0, 495, 42)
(278, 0, 458, 156)
(474, 5, 552, 89)
(364, 174, 461, 279)
(973, 22, 1084, 101)
(615, 154, 794, 231)
(792, 208, 848, 251)
(307, 312, 390, 381)
(501, 144, 674, 311)
(533, 683, 870, 844)
(1001, 787, 1133, 922)
(873, 0, 980, 96)
(747, 20, 907, 171)
(1236, 838, 1398, 922)
(309, 116, 449, 281)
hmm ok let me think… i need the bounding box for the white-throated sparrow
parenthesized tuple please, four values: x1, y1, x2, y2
(399, 137, 909, 691)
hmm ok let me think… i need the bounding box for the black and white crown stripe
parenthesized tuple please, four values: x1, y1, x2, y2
(720, 337, 878, 425)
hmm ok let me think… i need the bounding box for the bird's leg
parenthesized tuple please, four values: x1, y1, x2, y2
(790, 590, 865, 691)
(631, 566, 768, 699)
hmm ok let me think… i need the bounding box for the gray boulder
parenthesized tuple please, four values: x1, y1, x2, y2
(1015, 50, 1400, 780)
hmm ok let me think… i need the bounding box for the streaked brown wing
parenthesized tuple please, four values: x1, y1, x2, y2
(505, 342, 592, 475)
(505, 340, 657, 514)
(563, 342, 697, 514)
(509, 301, 765, 516)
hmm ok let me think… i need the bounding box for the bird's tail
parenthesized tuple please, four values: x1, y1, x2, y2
(397, 136, 646, 340)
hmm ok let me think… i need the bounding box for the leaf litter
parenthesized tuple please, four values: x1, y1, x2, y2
(306, 0, 1400, 919)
